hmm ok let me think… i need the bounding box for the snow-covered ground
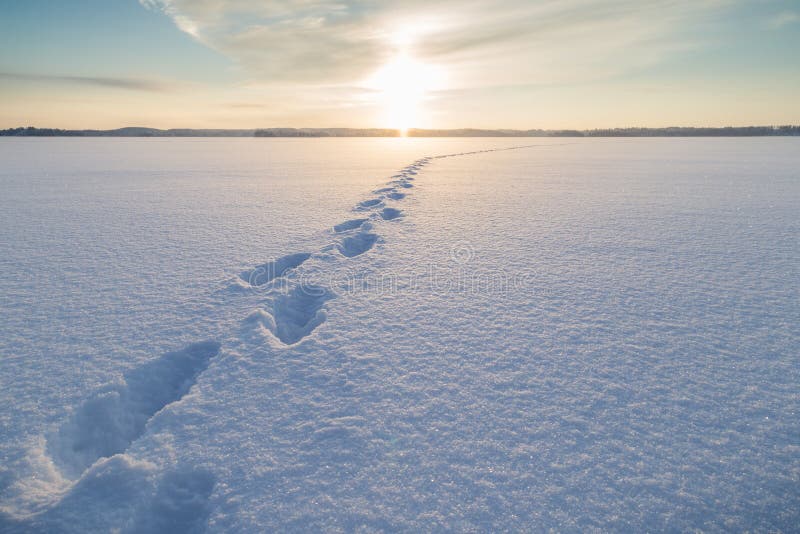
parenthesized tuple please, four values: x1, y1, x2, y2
(0, 138, 798, 531)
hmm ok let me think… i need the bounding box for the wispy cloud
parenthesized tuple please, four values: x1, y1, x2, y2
(140, 0, 735, 88)
(766, 11, 799, 29)
(0, 72, 172, 92)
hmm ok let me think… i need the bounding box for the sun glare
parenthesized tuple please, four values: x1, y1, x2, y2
(367, 38, 444, 134)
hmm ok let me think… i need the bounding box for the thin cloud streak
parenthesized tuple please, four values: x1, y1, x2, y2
(766, 11, 799, 29)
(0, 72, 173, 92)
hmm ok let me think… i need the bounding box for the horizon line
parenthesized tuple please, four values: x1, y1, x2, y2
(2, 125, 800, 138)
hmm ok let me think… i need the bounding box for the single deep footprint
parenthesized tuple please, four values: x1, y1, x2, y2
(386, 192, 405, 200)
(380, 207, 402, 220)
(333, 218, 368, 233)
(356, 198, 382, 210)
(266, 284, 334, 345)
(337, 232, 379, 258)
(243, 252, 311, 286)
(46, 341, 221, 479)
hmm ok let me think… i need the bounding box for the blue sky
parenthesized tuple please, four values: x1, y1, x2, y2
(1, 0, 798, 129)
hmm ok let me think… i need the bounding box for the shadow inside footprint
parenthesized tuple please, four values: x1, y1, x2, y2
(380, 207, 402, 220)
(242, 252, 311, 286)
(356, 198, 382, 209)
(268, 285, 334, 345)
(333, 218, 368, 233)
(337, 232, 378, 258)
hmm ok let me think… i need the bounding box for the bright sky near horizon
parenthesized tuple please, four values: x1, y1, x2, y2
(0, 0, 798, 130)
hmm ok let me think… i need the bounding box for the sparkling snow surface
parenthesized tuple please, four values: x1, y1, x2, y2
(1, 138, 798, 531)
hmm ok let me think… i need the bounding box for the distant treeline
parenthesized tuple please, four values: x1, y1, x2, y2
(2, 125, 799, 137)
(0, 127, 256, 137)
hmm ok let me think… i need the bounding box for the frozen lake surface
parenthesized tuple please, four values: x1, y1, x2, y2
(0, 138, 798, 531)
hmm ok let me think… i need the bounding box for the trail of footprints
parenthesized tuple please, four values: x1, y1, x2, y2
(240, 147, 542, 345)
(26, 157, 429, 520)
(239, 144, 546, 345)
(243, 156, 430, 346)
(24, 145, 541, 526)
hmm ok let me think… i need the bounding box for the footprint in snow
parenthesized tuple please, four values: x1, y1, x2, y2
(333, 218, 368, 233)
(337, 232, 379, 258)
(242, 252, 311, 287)
(380, 207, 402, 220)
(46, 342, 221, 479)
(261, 284, 334, 345)
(356, 198, 382, 210)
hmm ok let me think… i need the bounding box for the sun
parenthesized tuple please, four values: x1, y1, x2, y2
(367, 51, 444, 134)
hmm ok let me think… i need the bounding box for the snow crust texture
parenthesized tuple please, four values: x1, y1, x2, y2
(1, 138, 798, 532)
